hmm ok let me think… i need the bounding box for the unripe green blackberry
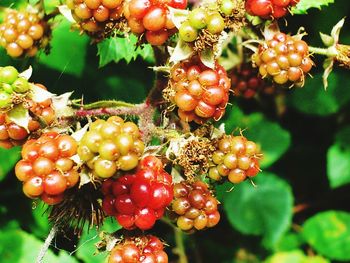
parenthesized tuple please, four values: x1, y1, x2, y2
(78, 117, 145, 178)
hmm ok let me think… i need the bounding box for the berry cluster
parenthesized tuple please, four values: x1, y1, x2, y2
(0, 66, 30, 110)
(15, 132, 79, 205)
(108, 235, 168, 263)
(0, 82, 55, 149)
(208, 135, 260, 184)
(0, 8, 48, 58)
(168, 57, 230, 124)
(78, 117, 144, 178)
(245, 0, 300, 19)
(229, 63, 275, 98)
(125, 0, 187, 46)
(102, 156, 173, 230)
(172, 181, 220, 231)
(252, 33, 313, 86)
(67, 0, 124, 34)
(179, 7, 225, 43)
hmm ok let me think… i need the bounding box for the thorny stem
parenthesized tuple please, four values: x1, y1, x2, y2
(161, 218, 188, 263)
(36, 225, 57, 263)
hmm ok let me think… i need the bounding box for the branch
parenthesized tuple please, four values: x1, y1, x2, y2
(36, 226, 57, 263)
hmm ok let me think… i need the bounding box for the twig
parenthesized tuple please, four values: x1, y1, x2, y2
(36, 225, 57, 263)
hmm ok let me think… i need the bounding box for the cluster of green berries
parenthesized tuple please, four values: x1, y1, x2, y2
(77, 116, 145, 178)
(179, 7, 225, 43)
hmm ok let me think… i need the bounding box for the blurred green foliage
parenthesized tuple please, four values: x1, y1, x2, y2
(0, 0, 350, 263)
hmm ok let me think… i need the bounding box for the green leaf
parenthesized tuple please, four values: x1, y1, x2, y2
(274, 232, 304, 252)
(219, 172, 294, 248)
(97, 36, 154, 68)
(327, 128, 350, 188)
(0, 227, 78, 263)
(29, 204, 50, 239)
(265, 250, 329, 263)
(302, 211, 350, 261)
(0, 146, 20, 182)
(76, 218, 122, 263)
(288, 71, 350, 116)
(44, 0, 61, 14)
(222, 107, 291, 168)
(29, 0, 40, 5)
(38, 18, 89, 77)
(292, 0, 335, 15)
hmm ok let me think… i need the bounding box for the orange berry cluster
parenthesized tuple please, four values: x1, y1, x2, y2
(108, 235, 168, 263)
(67, 0, 124, 34)
(172, 181, 220, 231)
(77, 116, 145, 178)
(168, 57, 231, 124)
(0, 9, 48, 58)
(209, 135, 260, 184)
(125, 0, 187, 45)
(15, 132, 79, 205)
(252, 32, 313, 86)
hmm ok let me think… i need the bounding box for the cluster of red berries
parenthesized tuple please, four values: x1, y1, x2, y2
(125, 0, 187, 46)
(209, 135, 260, 184)
(78, 116, 144, 178)
(15, 132, 79, 205)
(108, 235, 168, 263)
(67, 0, 124, 34)
(171, 181, 220, 231)
(168, 57, 230, 124)
(179, 7, 225, 43)
(229, 63, 275, 98)
(102, 156, 173, 230)
(252, 33, 313, 86)
(0, 9, 48, 58)
(245, 0, 300, 19)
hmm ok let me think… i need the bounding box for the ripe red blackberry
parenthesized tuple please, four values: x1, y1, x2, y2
(166, 57, 231, 124)
(101, 156, 173, 230)
(229, 63, 275, 98)
(252, 32, 314, 86)
(15, 132, 79, 205)
(172, 181, 220, 231)
(209, 135, 261, 184)
(78, 116, 144, 178)
(0, 8, 50, 58)
(125, 0, 187, 45)
(245, 0, 300, 19)
(108, 235, 168, 263)
(66, 0, 124, 36)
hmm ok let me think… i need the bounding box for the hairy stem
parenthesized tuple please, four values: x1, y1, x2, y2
(174, 228, 188, 263)
(309, 46, 338, 57)
(72, 100, 135, 110)
(36, 226, 57, 263)
(161, 218, 188, 263)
